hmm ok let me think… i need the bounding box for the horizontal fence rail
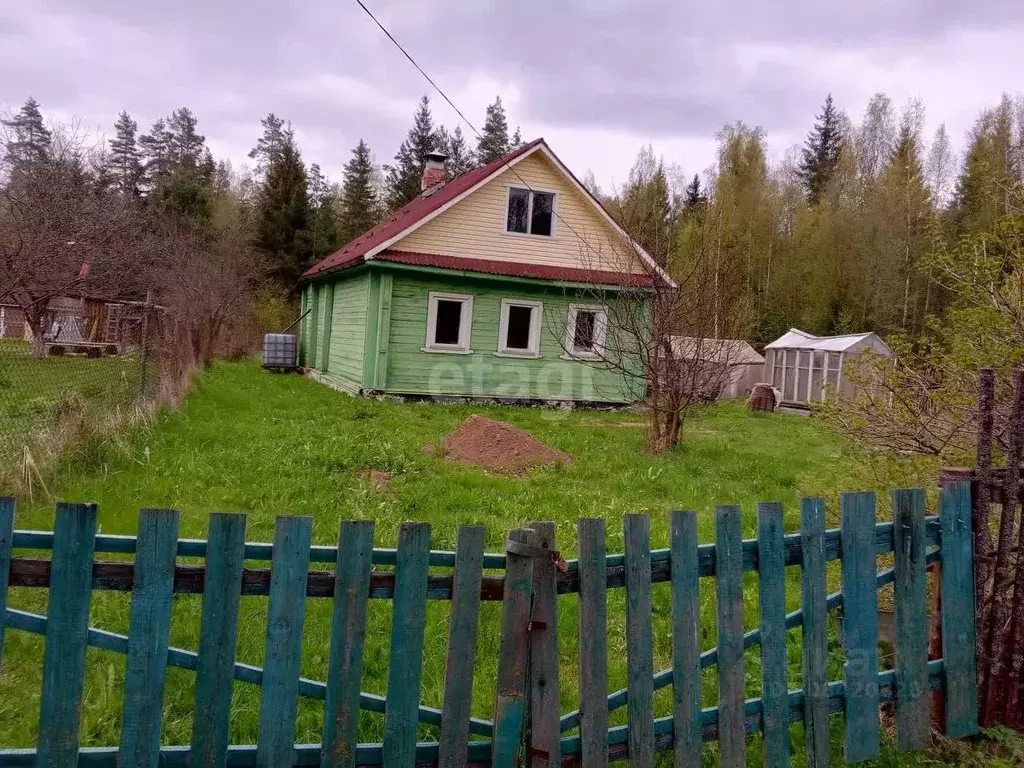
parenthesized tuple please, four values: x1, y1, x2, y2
(0, 487, 979, 766)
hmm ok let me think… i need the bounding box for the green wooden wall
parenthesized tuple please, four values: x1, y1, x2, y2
(380, 270, 644, 403)
(298, 287, 310, 366)
(324, 272, 369, 388)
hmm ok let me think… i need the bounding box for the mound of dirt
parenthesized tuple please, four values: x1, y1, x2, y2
(434, 414, 573, 475)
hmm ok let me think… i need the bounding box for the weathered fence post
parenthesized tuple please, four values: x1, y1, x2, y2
(492, 528, 538, 768)
(191, 513, 247, 768)
(841, 491, 880, 763)
(893, 489, 928, 751)
(321, 520, 375, 768)
(438, 525, 486, 768)
(670, 509, 701, 768)
(801, 498, 829, 768)
(119, 507, 180, 768)
(382, 522, 431, 766)
(715, 505, 744, 767)
(37, 502, 97, 766)
(940, 481, 980, 738)
(577, 518, 608, 768)
(0, 496, 14, 666)
(526, 521, 560, 767)
(625, 513, 654, 766)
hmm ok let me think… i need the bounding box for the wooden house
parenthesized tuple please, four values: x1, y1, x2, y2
(298, 140, 668, 404)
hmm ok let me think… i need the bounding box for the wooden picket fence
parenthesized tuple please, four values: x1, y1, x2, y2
(0, 485, 979, 766)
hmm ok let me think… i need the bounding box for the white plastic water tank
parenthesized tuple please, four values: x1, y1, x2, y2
(262, 333, 298, 370)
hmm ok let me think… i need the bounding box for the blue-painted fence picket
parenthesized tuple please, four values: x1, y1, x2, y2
(0, 486, 978, 765)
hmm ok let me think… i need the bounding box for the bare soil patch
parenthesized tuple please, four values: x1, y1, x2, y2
(430, 414, 573, 475)
(358, 468, 391, 492)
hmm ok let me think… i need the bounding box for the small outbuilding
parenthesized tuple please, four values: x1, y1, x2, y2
(763, 328, 893, 408)
(669, 337, 765, 401)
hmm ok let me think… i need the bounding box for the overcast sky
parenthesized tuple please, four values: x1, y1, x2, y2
(2, 1, 1023, 191)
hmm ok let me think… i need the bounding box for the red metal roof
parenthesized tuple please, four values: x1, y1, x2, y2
(378, 249, 654, 287)
(302, 139, 544, 280)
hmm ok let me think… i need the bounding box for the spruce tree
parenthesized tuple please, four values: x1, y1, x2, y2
(106, 110, 143, 196)
(386, 95, 436, 210)
(254, 133, 311, 287)
(150, 164, 214, 224)
(303, 163, 342, 261)
(476, 96, 510, 164)
(433, 125, 451, 169)
(2, 97, 52, 170)
(248, 113, 287, 178)
(798, 94, 846, 204)
(167, 107, 205, 167)
(340, 139, 381, 243)
(139, 118, 174, 189)
(143, 108, 213, 223)
(200, 147, 216, 184)
(684, 174, 706, 209)
(620, 146, 674, 267)
(437, 125, 473, 177)
(510, 126, 523, 151)
(214, 159, 233, 197)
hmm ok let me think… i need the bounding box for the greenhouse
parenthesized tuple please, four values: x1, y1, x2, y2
(763, 328, 892, 407)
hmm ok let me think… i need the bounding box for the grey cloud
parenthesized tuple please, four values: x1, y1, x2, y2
(389, 0, 1024, 136)
(1, 0, 1021, 181)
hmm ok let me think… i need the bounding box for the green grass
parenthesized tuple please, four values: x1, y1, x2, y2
(0, 360, 1018, 765)
(0, 338, 141, 467)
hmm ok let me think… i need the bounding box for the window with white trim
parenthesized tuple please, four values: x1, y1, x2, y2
(506, 187, 555, 236)
(565, 304, 606, 359)
(498, 299, 543, 357)
(425, 292, 473, 353)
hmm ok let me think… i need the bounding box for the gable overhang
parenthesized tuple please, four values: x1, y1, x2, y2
(362, 141, 545, 262)
(361, 140, 676, 289)
(531, 143, 675, 288)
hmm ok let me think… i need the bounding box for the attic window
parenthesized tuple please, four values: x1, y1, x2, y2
(506, 187, 555, 236)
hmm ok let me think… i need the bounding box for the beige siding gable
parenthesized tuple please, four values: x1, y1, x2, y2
(392, 151, 645, 274)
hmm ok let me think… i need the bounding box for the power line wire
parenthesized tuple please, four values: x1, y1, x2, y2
(354, 0, 653, 275)
(355, 0, 480, 142)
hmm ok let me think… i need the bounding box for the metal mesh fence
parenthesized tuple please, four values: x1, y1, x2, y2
(0, 300, 160, 480)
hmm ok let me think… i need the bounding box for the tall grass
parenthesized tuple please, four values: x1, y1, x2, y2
(1, 361, 1018, 765)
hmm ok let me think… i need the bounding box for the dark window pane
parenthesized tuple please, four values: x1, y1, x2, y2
(434, 300, 462, 345)
(573, 311, 596, 351)
(530, 192, 553, 236)
(505, 305, 533, 350)
(506, 188, 529, 233)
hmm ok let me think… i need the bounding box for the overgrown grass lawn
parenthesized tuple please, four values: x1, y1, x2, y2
(0, 339, 140, 464)
(2, 361, 1014, 766)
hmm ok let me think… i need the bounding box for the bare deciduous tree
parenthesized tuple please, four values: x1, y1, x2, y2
(149, 218, 271, 369)
(551, 205, 744, 452)
(0, 120, 140, 357)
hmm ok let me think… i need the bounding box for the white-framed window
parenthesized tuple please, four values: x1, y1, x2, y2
(505, 186, 556, 237)
(497, 299, 543, 357)
(564, 303, 606, 359)
(425, 291, 473, 353)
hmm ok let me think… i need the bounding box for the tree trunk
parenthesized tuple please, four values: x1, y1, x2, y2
(982, 368, 1024, 724)
(24, 304, 47, 359)
(668, 408, 682, 448)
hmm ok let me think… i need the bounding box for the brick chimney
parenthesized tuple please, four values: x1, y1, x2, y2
(421, 151, 447, 192)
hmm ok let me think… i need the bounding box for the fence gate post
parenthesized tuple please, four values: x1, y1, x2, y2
(492, 528, 538, 768)
(526, 521, 560, 767)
